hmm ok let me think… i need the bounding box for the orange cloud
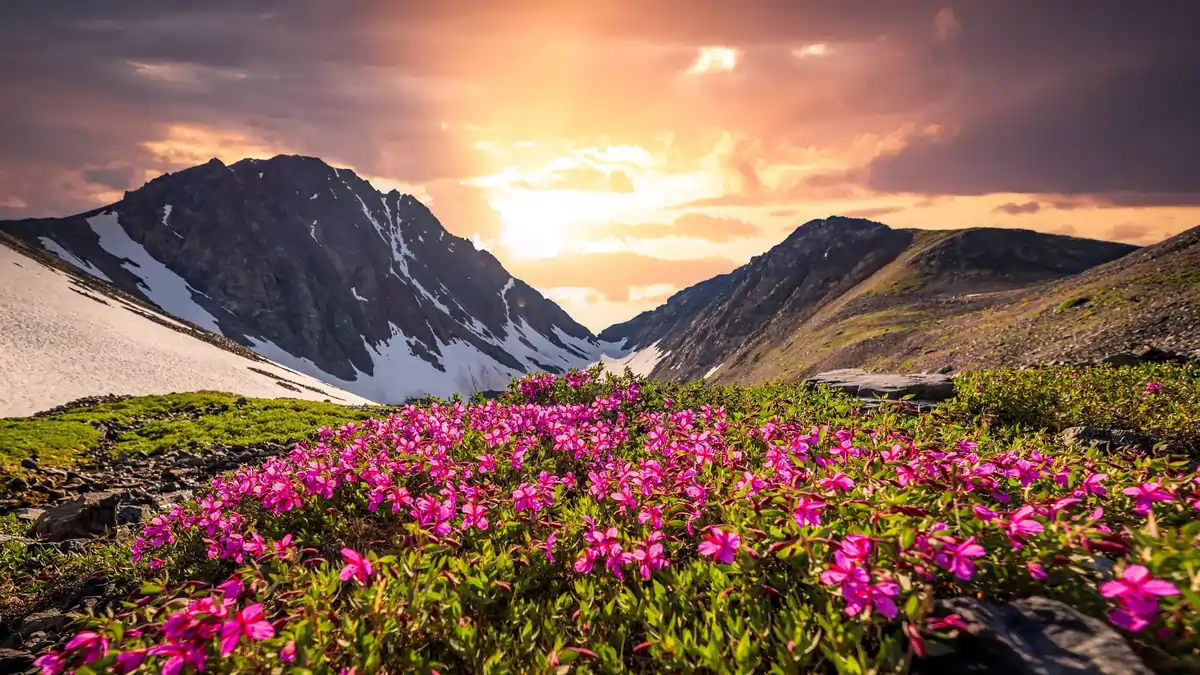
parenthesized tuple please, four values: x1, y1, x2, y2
(587, 212, 760, 243)
(503, 252, 736, 301)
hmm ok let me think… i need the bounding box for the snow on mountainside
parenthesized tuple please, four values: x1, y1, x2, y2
(0, 155, 603, 403)
(0, 239, 371, 416)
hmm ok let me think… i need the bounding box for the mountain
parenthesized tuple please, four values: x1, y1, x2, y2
(598, 216, 1166, 382)
(0, 234, 372, 416)
(0, 155, 602, 403)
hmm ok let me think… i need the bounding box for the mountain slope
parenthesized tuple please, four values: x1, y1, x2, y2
(0, 235, 372, 416)
(0, 155, 602, 402)
(600, 216, 1148, 382)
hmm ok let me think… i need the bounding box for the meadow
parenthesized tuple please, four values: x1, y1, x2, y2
(4, 363, 1199, 674)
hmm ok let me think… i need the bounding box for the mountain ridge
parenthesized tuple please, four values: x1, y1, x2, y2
(598, 215, 1186, 382)
(0, 154, 604, 403)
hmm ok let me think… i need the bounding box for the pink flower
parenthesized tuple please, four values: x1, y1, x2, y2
(220, 603, 276, 655)
(698, 527, 741, 564)
(115, 649, 149, 674)
(1101, 565, 1179, 632)
(843, 578, 900, 619)
(339, 547, 375, 585)
(840, 535, 873, 562)
(1081, 472, 1108, 495)
(820, 472, 855, 493)
(281, 641, 298, 663)
(972, 504, 998, 522)
(33, 653, 64, 675)
(1027, 561, 1048, 580)
(461, 501, 489, 531)
(632, 532, 670, 579)
(820, 552, 868, 587)
(792, 495, 826, 527)
(1142, 381, 1162, 395)
(1123, 481, 1173, 516)
(1003, 505, 1044, 548)
(63, 631, 108, 665)
(934, 536, 986, 581)
(544, 532, 557, 562)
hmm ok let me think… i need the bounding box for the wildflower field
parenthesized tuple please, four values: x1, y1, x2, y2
(7, 363, 1200, 674)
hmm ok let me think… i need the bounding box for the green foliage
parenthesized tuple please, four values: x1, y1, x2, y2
(946, 363, 1200, 452)
(5, 368, 1200, 673)
(1055, 295, 1092, 312)
(0, 419, 102, 474)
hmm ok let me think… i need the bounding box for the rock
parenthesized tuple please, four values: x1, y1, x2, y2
(19, 458, 39, 471)
(0, 632, 20, 649)
(937, 364, 955, 374)
(7, 478, 27, 492)
(117, 505, 146, 524)
(0, 649, 34, 672)
(30, 491, 120, 542)
(915, 596, 1151, 675)
(805, 369, 956, 402)
(14, 508, 44, 522)
(19, 609, 66, 637)
(1060, 427, 1154, 452)
(1100, 345, 1191, 367)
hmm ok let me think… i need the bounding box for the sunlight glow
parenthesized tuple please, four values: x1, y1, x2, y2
(687, 47, 738, 74)
(793, 43, 832, 58)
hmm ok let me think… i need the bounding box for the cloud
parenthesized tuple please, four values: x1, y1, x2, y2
(588, 213, 760, 243)
(769, 209, 798, 217)
(503, 252, 736, 301)
(423, 180, 506, 243)
(933, 8, 961, 42)
(840, 206, 904, 219)
(514, 166, 637, 193)
(82, 165, 137, 191)
(1108, 222, 1155, 245)
(993, 201, 1041, 215)
(867, 54, 1200, 206)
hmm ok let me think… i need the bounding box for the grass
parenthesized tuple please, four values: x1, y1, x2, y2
(0, 391, 380, 480)
(2, 366, 1198, 673)
(0, 419, 102, 475)
(1055, 295, 1092, 312)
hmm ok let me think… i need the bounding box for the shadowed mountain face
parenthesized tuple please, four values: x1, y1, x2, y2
(0, 155, 601, 402)
(600, 216, 1152, 382)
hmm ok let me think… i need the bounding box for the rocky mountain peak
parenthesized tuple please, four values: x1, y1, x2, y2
(0, 155, 602, 403)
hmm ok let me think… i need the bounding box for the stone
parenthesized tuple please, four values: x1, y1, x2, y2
(30, 491, 120, 542)
(19, 458, 39, 471)
(1060, 427, 1154, 452)
(14, 508, 44, 522)
(117, 504, 146, 524)
(8, 478, 27, 492)
(19, 609, 66, 637)
(915, 596, 1151, 675)
(1099, 345, 1191, 367)
(0, 649, 34, 672)
(804, 369, 956, 403)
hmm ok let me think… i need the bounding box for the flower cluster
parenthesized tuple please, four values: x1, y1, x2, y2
(35, 368, 1198, 673)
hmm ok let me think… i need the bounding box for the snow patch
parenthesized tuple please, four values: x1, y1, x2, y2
(594, 340, 668, 377)
(310, 193, 319, 200)
(703, 363, 723, 380)
(309, 220, 319, 242)
(161, 205, 184, 239)
(351, 286, 368, 302)
(0, 244, 371, 416)
(86, 211, 222, 334)
(38, 237, 112, 282)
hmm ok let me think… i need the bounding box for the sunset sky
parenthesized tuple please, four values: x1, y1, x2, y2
(3, 1, 1198, 330)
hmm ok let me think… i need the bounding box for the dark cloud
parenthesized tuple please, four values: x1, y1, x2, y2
(82, 165, 137, 191)
(503, 252, 736, 301)
(840, 206, 904, 219)
(993, 201, 1041, 216)
(867, 31, 1200, 205)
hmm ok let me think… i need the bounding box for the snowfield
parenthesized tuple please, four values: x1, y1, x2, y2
(0, 244, 373, 417)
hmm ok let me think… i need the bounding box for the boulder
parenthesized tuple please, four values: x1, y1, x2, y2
(1060, 427, 1154, 452)
(1099, 345, 1191, 367)
(19, 609, 66, 637)
(30, 491, 120, 542)
(915, 596, 1150, 675)
(804, 369, 955, 402)
(0, 649, 34, 672)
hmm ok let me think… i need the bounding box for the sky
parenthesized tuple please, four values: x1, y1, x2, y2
(2, 1, 1199, 331)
